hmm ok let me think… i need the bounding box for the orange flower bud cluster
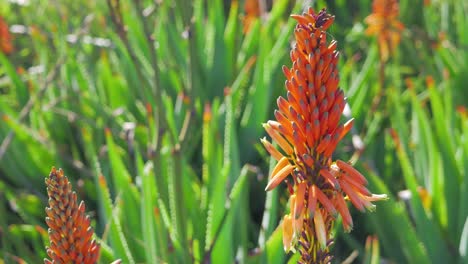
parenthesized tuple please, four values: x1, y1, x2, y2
(261, 8, 387, 263)
(365, 0, 404, 62)
(0, 16, 13, 54)
(44, 168, 100, 264)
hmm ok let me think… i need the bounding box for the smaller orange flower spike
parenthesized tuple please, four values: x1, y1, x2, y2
(365, 0, 404, 62)
(262, 7, 387, 263)
(0, 16, 13, 54)
(44, 167, 100, 264)
(242, 0, 261, 33)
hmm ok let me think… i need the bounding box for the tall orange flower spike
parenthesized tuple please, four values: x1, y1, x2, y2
(365, 0, 404, 62)
(44, 167, 100, 264)
(261, 8, 387, 263)
(0, 16, 13, 54)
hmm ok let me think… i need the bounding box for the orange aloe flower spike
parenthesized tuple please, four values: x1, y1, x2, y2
(261, 7, 387, 262)
(44, 167, 100, 264)
(365, 0, 404, 62)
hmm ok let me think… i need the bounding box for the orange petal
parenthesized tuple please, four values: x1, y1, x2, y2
(305, 122, 315, 147)
(282, 65, 292, 80)
(336, 159, 368, 185)
(315, 186, 337, 217)
(290, 14, 310, 26)
(316, 134, 331, 154)
(319, 169, 340, 190)
(338, 119, 354, 141)
(308, 185, 317, 219)
(294, 209, 304, 237)
(294, 182, 306, 219)
(270, 156, 291, 179)
(260, 138, 283, 161)
(265, 164, 294, 191)
(292, 130, 308, 156)
(274, 110, 293, 133)
(341, 172, 371, 196)
(340, 179, 365, 212)
(277, 96, 293, 120)
(263, 123, 294, 155)
(319, 112, 329, 136)
(323, 132, 340, 157)
(302, 153, 314, 168)
(335, 193, 353, 232)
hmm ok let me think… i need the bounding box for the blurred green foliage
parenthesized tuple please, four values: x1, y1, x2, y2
(0, 0, 467, 263)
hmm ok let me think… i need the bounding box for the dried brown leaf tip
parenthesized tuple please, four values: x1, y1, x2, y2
(262, 7, 387, 263)
(44, 167, 100, 264)
(365, 0, 404, 62)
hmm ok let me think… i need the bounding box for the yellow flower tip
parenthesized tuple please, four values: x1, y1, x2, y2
(260, 137, 283, 161)
(363, 200, 377, 212)
(370, 193, 389, 201)
(313, 211, 327, 250)
(282, 215, 294, 252)
(265, 164, 294, 191)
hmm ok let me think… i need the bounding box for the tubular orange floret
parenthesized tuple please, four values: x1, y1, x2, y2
(314, 186, 337, 217)
(265, 164, 294, 191)
(340, 180, 365, 212)
(263, 123, 294, 155)
(335, 193, 353, 232)
(295, 182, 307, 219)
(308, 186, 318, 219)
(271, 156, 292, 179)
(341, 175, 371, 196)
(336, 160, 368, 185)
(319, 169, 340, 190)
(283, 215, 294, 252)
(313, 211, 327, 250)
(260, 138, 284, 161)
(338, 118, 354, 141)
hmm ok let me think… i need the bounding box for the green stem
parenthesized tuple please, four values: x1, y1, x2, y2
(170, 146, 190, 263)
